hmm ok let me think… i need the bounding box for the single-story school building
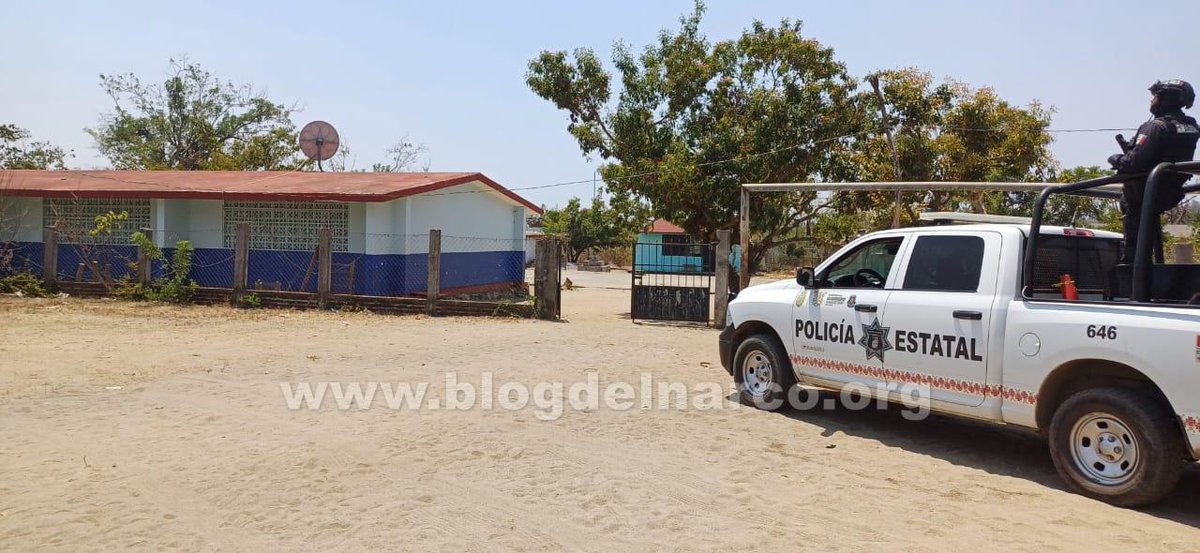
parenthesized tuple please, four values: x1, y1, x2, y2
(0, 170, 540, 296)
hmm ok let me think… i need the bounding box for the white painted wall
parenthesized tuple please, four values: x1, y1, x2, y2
(404, 181, 527, 253)
(159, 200, 190, 247)
(1, 197, 43, 242)
(348, 203, 365, 253)
(187, 200, 224, 249)
(364, 201, 397, 255)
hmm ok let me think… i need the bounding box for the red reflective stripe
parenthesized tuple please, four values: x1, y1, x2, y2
(789, 354, 1038, 404)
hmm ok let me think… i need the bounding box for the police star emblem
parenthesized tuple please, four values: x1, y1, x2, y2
(858, 318, 893, 361)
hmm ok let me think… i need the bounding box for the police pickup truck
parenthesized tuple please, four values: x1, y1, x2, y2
(718, 218, 1200, 506)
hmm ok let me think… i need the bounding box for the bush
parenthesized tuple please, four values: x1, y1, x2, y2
(234, 293, 262, 309)
(117, 233, 197, 304)
(0, 272, 51, 297)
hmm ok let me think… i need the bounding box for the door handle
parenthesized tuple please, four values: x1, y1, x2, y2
(854, 304, 878, 313)
(953, 310, 983, 320)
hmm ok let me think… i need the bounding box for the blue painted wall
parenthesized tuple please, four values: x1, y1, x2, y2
(634, 232, 707, 274)
(4, 242, 524, 297)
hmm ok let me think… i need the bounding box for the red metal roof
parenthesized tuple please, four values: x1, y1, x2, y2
(0, 170, 542, 214)
(646, 218, 686, 234)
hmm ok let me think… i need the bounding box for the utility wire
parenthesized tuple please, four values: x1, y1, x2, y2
(18, 125, 1138, 200)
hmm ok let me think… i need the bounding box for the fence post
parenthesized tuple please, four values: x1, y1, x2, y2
(317, 227, 332, 309)
(534, 237, 560, 320)
(427, 230, 441, 316)
(714, 229, 731, 328)
(1173, 242, 1195, 264)
(137, 227, 153, 286)
(739, 188, 751, 291)
(233, 223, 249, 302)
(42, 227, 57, 287)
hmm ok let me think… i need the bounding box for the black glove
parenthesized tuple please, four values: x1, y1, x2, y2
(1107, 153, 1123, 169)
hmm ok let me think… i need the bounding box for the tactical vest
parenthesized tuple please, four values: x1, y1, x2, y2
(1157, 113, 1199, 164)
(1152, 113, 1199, 204)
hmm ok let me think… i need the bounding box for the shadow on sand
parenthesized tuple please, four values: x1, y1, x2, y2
(732, 388, 1200, 527)
(617, 311, 717, 330)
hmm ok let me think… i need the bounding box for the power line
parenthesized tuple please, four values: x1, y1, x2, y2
(425, 125, 1138, 198)
(15, 125, 1139, 201)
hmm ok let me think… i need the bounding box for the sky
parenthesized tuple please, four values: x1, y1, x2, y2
(2, 0, 1198, 209)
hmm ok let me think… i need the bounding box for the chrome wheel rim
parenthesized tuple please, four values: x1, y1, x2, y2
(741, 351, 773, 398)
(1069, 412, 1139, 486)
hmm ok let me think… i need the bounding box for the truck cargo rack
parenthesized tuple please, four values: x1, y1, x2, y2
(1025, 161, 1200, 304)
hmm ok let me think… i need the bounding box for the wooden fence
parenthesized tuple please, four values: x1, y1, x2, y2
(40, 225, 562, 320)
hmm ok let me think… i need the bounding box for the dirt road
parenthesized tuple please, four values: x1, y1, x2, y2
(1, 273, 1197, 551)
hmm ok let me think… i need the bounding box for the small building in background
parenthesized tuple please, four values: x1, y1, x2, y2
(634, 218, 715, 273)
(524, 227, 544, 266)
(0, 170, 540, 296)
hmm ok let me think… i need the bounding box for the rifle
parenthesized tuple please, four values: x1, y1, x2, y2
(1115, 133, 1134, 153)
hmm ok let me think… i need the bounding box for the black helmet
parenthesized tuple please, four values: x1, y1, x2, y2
(1149, 79, 1195, 109)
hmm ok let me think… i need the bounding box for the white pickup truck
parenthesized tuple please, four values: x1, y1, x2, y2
(718, 221, 1200, 506)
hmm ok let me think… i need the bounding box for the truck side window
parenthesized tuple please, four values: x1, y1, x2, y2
(820, 238, 903, 289)
(902, 235, 985, 292)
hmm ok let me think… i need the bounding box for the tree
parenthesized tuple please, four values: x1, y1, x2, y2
(834, 68, 1057, 224)
(371, 136, 430, 172)
(1048, 165, 1120, 228)
(542, 194, 650, 262)
(527, 2, 863, 268)
(87, 59, 309, 171)
(0, 124, 71, 169)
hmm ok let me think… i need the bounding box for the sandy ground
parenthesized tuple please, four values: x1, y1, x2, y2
(1, 268, 1199, 551)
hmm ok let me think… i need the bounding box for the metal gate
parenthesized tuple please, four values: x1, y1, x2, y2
(631, 240, 716, 323)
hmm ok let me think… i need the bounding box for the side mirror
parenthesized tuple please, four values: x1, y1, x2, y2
(796, 267, 815, 287)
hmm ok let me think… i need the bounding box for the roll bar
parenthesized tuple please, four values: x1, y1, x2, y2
(1023, 161, 1200, 302)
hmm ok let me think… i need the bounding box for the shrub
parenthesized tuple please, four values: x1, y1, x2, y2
(0, 272, 51, 297)
(117, 233, 197, 304)
(235, 293, 262, 309)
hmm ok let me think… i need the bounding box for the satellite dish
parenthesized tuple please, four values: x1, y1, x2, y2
(298, 120, 340, 171)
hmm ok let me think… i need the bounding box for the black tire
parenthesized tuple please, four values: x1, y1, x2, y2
(733, 334, 795, 411)
(1048, 387, 1185, 507)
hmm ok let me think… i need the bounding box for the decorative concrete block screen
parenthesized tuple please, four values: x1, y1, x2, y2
(222, 201, 350, 252)
(43, 198, 151, 244)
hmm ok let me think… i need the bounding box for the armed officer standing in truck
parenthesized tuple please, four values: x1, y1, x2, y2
(1108, 80, 1199, 263)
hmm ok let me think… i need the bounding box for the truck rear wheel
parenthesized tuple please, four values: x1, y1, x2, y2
(1048, 387, 1184, 507)
(733, 334, 794, 411)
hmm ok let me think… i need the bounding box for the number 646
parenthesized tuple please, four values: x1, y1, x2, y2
(1086, 325, 1117, 340)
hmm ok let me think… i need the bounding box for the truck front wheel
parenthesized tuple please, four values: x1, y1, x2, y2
(1048, 387, 1184, 507)
(733, 334, 795, 411)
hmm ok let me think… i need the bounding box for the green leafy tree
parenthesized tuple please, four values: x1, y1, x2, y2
(0, 123, 71, 169)
(542, 194, 650, 262)
(527, 2, 862, 268)
(835, 68, 1057, 223)
(1047, 166, 1120, 228)
(87, 59, 309, 171)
